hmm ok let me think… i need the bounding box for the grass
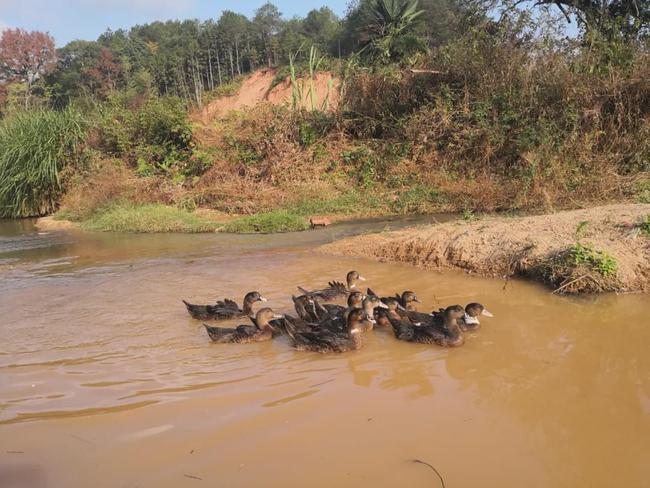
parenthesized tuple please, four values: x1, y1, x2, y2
(78, 204, 223, 233)
(0, 108, 86, 218)
(639, 215, 650, 237)
(284, 192, 386, 216)
(220, 211, 310, 233)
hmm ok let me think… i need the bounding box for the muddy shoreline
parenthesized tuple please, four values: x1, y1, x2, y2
(320, 204, 650, 294)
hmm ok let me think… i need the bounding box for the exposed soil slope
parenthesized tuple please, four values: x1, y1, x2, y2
(194, 69, 339, 124)
(320, 204, 650, 293)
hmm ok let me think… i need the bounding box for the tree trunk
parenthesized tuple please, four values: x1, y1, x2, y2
(235, 38, 241, 76)
(228, 47, 235, 79)
(216, 49, 222, 85)
(207, 49, 214, 90)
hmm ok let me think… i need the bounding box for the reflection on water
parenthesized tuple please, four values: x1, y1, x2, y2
(1, 218, 649, 487)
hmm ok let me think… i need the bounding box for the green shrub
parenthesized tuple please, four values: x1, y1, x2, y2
(0, 108, 86, 217)
(97, 94, 194, 175)
(568, 242, 617, 277)
(639, 215, 650, 237)
(221, 211, 309, 233)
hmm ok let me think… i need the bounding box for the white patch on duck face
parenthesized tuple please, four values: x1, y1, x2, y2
(350, 328, 362, 335)
(350, 283, 357, 288)
(463, 313, 480, 325)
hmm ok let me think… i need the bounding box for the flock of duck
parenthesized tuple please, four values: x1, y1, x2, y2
(182, 270, 493, 353)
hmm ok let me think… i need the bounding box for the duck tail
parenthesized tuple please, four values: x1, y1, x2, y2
(203, 323, 219, 341)
(297, 286, 311, 295)
(283, 315, 299, 341)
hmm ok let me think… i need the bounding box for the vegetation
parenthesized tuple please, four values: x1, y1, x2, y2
(220, 211, 310, 233)
(77, 204, 223, 233)
(640, 215, 650, 237)
(0, 0, 648, 234)
(0, 109, 85, 217)
(542, 221, 620, 293)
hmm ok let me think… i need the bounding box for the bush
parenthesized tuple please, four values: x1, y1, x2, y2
(97, 94, 194, 175)
(0, 108, 86, 217)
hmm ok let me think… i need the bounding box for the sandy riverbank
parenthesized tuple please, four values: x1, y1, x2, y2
(320, 204, 650, 294)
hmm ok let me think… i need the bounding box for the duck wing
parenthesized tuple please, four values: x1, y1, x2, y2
(296, 295, 332, 322)
(322, 303, 346, 317)
(296, 281, 348, 302)
(183, 298, 244, 320)
(213, 298, 243, 311)
(285, 324, 356, 353)
(203, 323, 262, 343)
(406, 310, 437, 326)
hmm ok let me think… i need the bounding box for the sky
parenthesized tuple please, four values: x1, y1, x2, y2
(0, 0, 351, 46)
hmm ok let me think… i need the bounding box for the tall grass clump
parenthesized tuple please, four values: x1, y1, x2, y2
(0, 108, 86, 217)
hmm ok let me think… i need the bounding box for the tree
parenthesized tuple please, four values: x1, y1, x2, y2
(84, 47, 124, 98)
(217, 11, 251, 77)
(362, 0, 426, 63)
(254, 3, 283, 67)
(509, 0, 650, 39)
(0, 28, 57, 106)
(303, 7, 341, 55)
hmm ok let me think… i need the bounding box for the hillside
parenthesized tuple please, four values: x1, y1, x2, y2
(193, 69, 340, 124)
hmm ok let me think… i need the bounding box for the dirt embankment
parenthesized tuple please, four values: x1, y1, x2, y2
(194, 69, 340, 124)
(320, 204, 650, 294)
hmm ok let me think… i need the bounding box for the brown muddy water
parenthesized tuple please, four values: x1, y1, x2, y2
(1, 217, 649, 488)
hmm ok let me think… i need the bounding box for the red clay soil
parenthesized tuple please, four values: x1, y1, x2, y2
(193, 69, 339, 124)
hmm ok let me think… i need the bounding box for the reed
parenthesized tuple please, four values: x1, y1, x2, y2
(0, 108, 86, 218)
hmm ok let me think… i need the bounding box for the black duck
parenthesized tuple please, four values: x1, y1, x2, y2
(203, 308, 283, 343)
(183, 291, 267, 320)
(285, 308, 373, 353)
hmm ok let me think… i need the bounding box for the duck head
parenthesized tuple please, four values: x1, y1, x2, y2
(347, 290, 366, 308)
(362, 295, 388, 320)
(400, 291, 421, 310)
(347, 308, 373, 334)
(255, 308, 284, 329)
(383, 297, 405, 313)
(244, 291, 268, 304)
(444, 305, 466, 322)
(346, 270, 366, 289)
(463, 303, 493, 325)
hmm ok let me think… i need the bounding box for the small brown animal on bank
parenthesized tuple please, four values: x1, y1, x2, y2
(309, 216, 332, 227)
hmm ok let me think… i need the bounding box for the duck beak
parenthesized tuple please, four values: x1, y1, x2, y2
(482, 309, 494, 317)
(358, 275, 367, 281)
(259, 296, 268, 302)
(413, 298, 421, 303)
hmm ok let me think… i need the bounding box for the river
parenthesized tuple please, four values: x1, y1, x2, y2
(1, 217, 649, 487)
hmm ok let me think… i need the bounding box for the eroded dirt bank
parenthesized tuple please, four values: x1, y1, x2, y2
(320, 204, 650, 293)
